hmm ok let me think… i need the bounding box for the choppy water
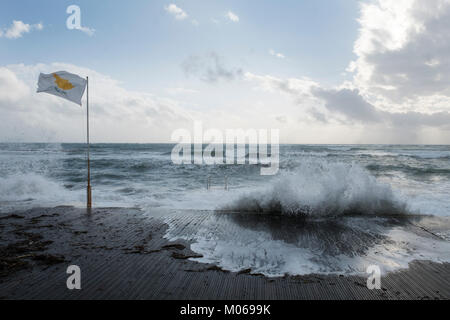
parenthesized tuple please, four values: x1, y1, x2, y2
(1, 143, 449, 276)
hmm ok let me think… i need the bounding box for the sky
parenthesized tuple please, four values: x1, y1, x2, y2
(1, 0, 450, 144)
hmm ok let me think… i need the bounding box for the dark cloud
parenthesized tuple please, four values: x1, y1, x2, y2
(249, 71, 450, 128)
(312, 88, 382, 123)
(275, 115, 287, 123)
(313, 87, 450, 128)
(307, 108, 328, 123)
(389, 110, 450, 128)
(181, 52, 243, 83)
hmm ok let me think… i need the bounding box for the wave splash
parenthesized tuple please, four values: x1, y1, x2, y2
(222, 160, 407, 217)
(0, 173, 77, 205)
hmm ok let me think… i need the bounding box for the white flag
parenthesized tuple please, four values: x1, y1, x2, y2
(37, 71, 87, 106)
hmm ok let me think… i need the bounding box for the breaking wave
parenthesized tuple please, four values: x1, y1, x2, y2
(222, 160, 407, 217)
(0, 173, 73, 202)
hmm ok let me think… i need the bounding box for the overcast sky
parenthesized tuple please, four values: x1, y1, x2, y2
(1, 0, 450, 144)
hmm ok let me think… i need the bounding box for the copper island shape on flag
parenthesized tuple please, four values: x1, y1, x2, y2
(37, 71, 87, 106)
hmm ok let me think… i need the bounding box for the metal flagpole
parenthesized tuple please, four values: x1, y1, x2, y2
(86, 76, 92, 209)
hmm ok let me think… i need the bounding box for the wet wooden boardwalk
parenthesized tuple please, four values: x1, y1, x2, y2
(0, 207, 449, 300)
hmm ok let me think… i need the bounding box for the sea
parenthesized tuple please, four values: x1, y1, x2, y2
(1, 143, 449, 276)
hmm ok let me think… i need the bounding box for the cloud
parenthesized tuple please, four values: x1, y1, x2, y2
(165, 4, 188, 20)
(182, 52, 243, 83)
(2, 1, 450, 144)
(0, 63, 295, 143)
(165, 87, 198, 95)
(314, 87, 450, 129)
(269, 49, 285, 59)
(245, 72, 318, 96)
(0, 63, 194, 142)
(275, 115, 287, 123)
(226, 11, 239, 22)
(2, 61, 449, 144)
(0, 67, 30, 104)
(0, 21, 43, 39)
(76, 26, 95, 36)
(349, 0, 450, 112)
(312, 88, 382, 123)
(243, 0, 450, 140)
(4, 21, 30, 39)
(246, 71, 450, 130)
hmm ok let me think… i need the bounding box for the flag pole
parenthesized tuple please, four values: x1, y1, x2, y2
(86, 76, 92, 209)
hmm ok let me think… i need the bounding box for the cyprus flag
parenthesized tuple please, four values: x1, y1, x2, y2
(37, 71, 87, 106)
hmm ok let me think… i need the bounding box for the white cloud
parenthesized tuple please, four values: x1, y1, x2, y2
(242, 0, 450, 143)
(165, 4, 188, 20)
(2, 1, 450, 144)
(4, 21, 30, 39)
(0, 20, 43, 39)
(0, 67, 30, 103)
(349, 0, 450, 113)
(226, 11, 239, 22)
(76, 26, 95, 36)
(0, 63, 195, 142)
(269, 49, 285, 59)
(34, 23, 44, 31)
(0, 62, 313, 143)
(2, 60, 449, 144)
(165, 87, 198, 95)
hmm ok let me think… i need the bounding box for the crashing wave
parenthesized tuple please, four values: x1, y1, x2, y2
(221, 159, 407, 217)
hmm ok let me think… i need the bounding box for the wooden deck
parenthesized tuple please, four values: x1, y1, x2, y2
(0, 207, 449, 300)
